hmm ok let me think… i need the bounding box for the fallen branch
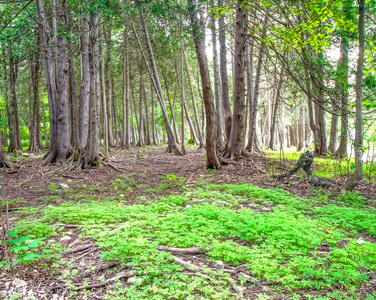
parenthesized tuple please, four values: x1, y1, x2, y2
(64, 244, 92, 255)
(157, 246, 205, 254)
(172, 256, 205, 273)
(68, 248, 96, 264)
(52, 223, 84, 228)
(76, 270, 147, 290)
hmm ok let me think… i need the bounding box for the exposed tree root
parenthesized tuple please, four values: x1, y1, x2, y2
(166, 143, 184, 156)
(0, 154, 15, 169)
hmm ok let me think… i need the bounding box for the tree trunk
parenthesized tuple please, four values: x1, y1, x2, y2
(247, 11, 268, 152)
(143, 83, 151, 146)
(151, 87, 157, 145)
(37, 0, 59, 164)
(138, 10, 182, 155)
(218, 0, 232, 147)
(335, 35, 349, 158)
(344, 0, 364, 190)
(210, 14, 224, 152)
(100, 24, 109, 156)
(184, 51, 204, 148)
(180, 33, 186, 154)
(104, 23, 115, 147)
(188, 0, 221, 169)
(64, 0, 79, 149)
(29, 52, 43, 152)
(137, 67, 144, 147)
(8, 51, 21, 152)
(85, 10, 101, 166)
(79, 1, 90, 150)
(225, 0, 246, 159)
(122, 22, 130, 148)
(269, 57, 284, 150)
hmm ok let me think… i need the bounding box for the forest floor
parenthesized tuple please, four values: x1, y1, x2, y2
(0, 145, 376, 300)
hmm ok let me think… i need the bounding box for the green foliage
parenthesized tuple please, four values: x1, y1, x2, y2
(0, 230, 45, 269)
(335, 192, 365, 208)
(13, 182, 376, 297)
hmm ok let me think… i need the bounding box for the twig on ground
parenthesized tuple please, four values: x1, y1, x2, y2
(157, 246, 205, 254)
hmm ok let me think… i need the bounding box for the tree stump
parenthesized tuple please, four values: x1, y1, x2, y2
(277, 150, 314, 180)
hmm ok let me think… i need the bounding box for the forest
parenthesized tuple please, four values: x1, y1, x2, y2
(0, 0, 376, 299)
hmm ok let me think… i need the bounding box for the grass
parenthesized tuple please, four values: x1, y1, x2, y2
(11, 183, 376, 299)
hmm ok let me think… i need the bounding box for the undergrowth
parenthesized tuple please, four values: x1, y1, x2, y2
(12, 183, 376, 299)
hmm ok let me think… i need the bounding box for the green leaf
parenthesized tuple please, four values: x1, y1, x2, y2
(17, 236, 30, 243)
(7, 230, 18, 239)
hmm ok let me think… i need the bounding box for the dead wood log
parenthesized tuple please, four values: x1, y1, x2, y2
(157, 246, 205, 254)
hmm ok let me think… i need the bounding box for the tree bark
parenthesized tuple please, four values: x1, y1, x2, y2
(122, 22, 130, 148)
(218, 0, 232, 147)
(188, 0, 221, 169)
(210, 13, 224, 152)
(64, 0, 79, 149)
(29, 52, 43, 152)
(225, 0, 246, 159)
(79, 0, 90, 150)
(100, 24, 109, 156)
(85, 10, 101, 166)
(344, 0, 365, 190)
(8, 51, 21, 152)
(104, 23, 115, 147)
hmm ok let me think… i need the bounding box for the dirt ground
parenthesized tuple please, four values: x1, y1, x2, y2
(1, 146, 375, 299)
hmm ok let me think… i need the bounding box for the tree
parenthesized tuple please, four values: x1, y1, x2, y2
(224, 0, 246, 159)
(344, 0, 365, 191)
(218, 0, 232, 147)
(188, 0, 221, 169)
(138, 9, 182, 155)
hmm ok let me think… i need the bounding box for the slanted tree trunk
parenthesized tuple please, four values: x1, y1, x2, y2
(225, 0, 246, 159)
(344, 0, 365, 191)
(184, 51, 204, 148)
(188, 0, 221, 169)
(138, 10, 182, 155)
(8, 51, 21, 152)
(162, 74, 180, 145)
(269, 58, 284, 150)
(335, 35, 349, 158)
(247, 11, 268, 152)
(218, 0, 232, 147)
(175, 60, 197, 147)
